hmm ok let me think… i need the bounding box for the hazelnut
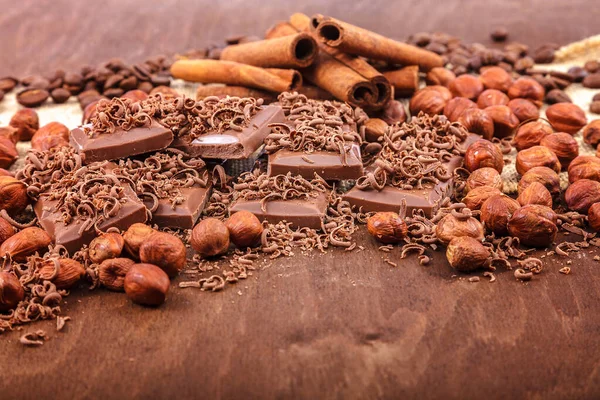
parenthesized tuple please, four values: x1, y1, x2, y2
(82, 100, 101, 124)
(583, 120, 600, 147)
(545, 103, 587, 135)
(0, 126, 19, 144)
(0, 176, 29, 215)
(446, 236, 490, 272)
(518, 167, 561, 198)
(89, 232, 124, 264)
(379, 100, 407, 125)
(568, 156, 600, 183)
(457, 108, 494, 140)
(477, 89, 509, 108)
(30, 122, 70, 152)
(9, 108, 39, 141)
(507, 205, 557, 248)
(587, 203, 600, 231)
(226, 211, 264, 248)
(363, 118, 389, 142)
(191, 218, 230, 258)
(484, 105, 519, 138)
(512, 120, 553, 151)
(507, 98, 540, 122)
(124, 263, 170, 307)
(38, 258, 85, 289)
(565, 179, 600, 213)
(0, 216, 15, 245)
(425, 67, 456, 87)
(462, 185, 503, 210)
(366, 212, 408, 244)
(0, 227, 52, 262)
(480, 66, 513, 92)
(0, 136, 18, 169)
(409, 87, 448, 116)
(517, 181, 553, 208)
(99, 258, 135, 291)
(120, 89, 149, 103)
(123, 223, 155, 259)
(139, 232, 186, 277)
(463, 139, 504, 173)
(515, 146, 561, 175)
(435, 212, 484, 245)
(539, 132, 578, 168)
(0, 169, 12, 177)
(149, 86, 181, 99)
(480, 194, 521, 235)
(448, 75, 484, 100)
(0, 271, 24, 311)
(466, 167, 503, 192)
(443, 97, 477, 122)
(507, 77, 545, 107)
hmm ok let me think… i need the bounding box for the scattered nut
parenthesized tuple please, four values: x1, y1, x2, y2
(363, 118, 389, 142)
(568, 156, 600, 183)
(449, 74, 484, 100)
(480, 194, 521, 235)
(507, 204, 557, 248)
(409, 87, 448, 116)
(583, 120, 600, 147)
(191, 218, 230, 258)
(0, 271, 25, 311)
(226, 211, 264, 248)
(458, 108, 495, 139)
(545, 103, 587, 134)
(0, 126, 19, 144)
(477, 89, 509, 108)
(89, 232, 125, 264)
(0, 176, 29, 216)
(466, 167, 503, 192)
(123, 223, 155, 259)
(0, 227, 52, 262)
(480, 66, 512, 92)
(9, 108, 39, 141)
(484, 105, 519, 138)
(435, 212, 484, 244)
(517, 181, 553, 208)
(446, 236, 490, 272)
(539, 132, 578, 168)
(516, 146, 561, 175)
(99, 258, 136, 291)
(565, 179, 600, 213)
(507, 77, 545, 107)
(425, 67, 456, 87)
(463, 185, 503, 210)
(518, 166, 561, 198)
(30, 122, 70, 152)
(512, 120, 553, 151)
(444, 97, 477, 122)
(39, 258, 85, 289)
(139, 232, 187, 277)
(507, 98, 540, 122)
(463, 139, 504, 173)
(124, 263, 170, 307)
(366, 212, 408, 244)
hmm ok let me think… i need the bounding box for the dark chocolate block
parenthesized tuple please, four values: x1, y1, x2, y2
(34, 185, 147, 253)
(146, 186, 211, 229)
(229, 192, 329, 229)
(267, 144, 363, 180)
(70, 120, 174, 164)
(170, 105, 285, 159)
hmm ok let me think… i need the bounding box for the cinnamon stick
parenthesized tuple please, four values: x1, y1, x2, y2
(313, 15, 444, 71)
(265, 68, 303, 90)
(220, 33, 318, 69)
(383, 66, 420, 97)
(195, 85, 278, 103)
(170, 60, 294, 92)
(296, 85, 335, 100)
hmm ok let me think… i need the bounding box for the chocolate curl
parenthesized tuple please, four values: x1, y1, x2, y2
(220, 33, 318, 69)
(265, 68, 303, 90)
(170, 60, 294, 92)
(383, 66, 420, 97)
(313, 15, 444, 72)
(195, 85, 278, 103)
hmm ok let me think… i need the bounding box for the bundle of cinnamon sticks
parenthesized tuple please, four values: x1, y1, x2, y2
(170, 13, 443, 110)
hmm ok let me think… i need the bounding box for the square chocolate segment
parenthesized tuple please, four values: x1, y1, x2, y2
(146, 186, 212, 229)
(70, 120, 174, 164)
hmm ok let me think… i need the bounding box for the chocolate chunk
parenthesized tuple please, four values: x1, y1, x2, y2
(171, 105, 284, 159)
(267, 144, 363, 180)
(70, 120, 174, 164)
(229, 191, 329, 229)
(146, 186, 211, 229)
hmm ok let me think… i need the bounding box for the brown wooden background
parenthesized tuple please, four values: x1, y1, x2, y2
(1, 1, 600, 399)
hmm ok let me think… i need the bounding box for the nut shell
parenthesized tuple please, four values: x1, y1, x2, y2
(446, 236, 489, 272)
(466, 168, 503, 192)
(123, 223, 155, 259)
(226, 211, 263, 248)
(517, 181, 553, 208)
(0, 271, 24, 311)
(507, 205, 557, 248)
(435, 213, 484, 245)
(89, 232, 124, 264)
(539, 132, 578, 168)
(583, 120, 600, 147)
(512, 120, 553, 151)
(463, 186, 503, 210)
(587, 203, 600, 231)
(449, 75, 484, 100)
(0, 227, 51, 262)
(191, 218, 230, 258)
(9, 108, 39, 141)
(484, 105, 519, 138)
(463, 139, 504, 173)
(366, 212, 408, 244)
(565, 179, 600, 213)
(545, 103, 587, 134)
(518, 167, 561, 198)
(38, 258, 85, 289)
(124, 263, 170, 307)
(30, 122, 70, 152)
(480, 194, 521, 235)
(0, 176, 29, 214)
(568, 156, 600, 183)
(516, 146, 561, 175)
(458, 108, 494, 140)
(507, 98, 540, 122)
(507, 77, 545, 107)
(480, 66, 513, 92)
(99, 258, 135, 291)
(139, 232, 186, 277)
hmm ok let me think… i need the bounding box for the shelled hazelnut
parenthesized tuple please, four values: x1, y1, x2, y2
(517, 167, 560, 200)
(465, 167, 503, 192)
(463, 186, 503, 210)
(583, 120, 600, 147)
(31, 122, 70, 152)
(9, 108, 39, 141)
(507, 98, 539, 122)
(507, 77, 545, 107)
(568, 156, 600, 183)
(480, 194, 520, 235)
(517, 181, 553, 208)
(0, 137, 18, 169)
(515, 146, 561, 175)
(0, 227, 52, 262)
(363, 118, 389, 142)
(446, 236, 490, 272)
(191, 218, 230, 258)
(89, 232, 125, 264)
(123, 223, 155, 259)
(463, 139, 504, 173)
(443, 97, 477, 122)
(99, 258, 136, 291)
(425, 67, 456, 87)
(512, 120, 553, 151)
(448, 75, 484, 100)
(124, 263, 170, 307)
(39, 259, 85, 289)
(0, 176, 29, 215)
(457, 108, 494, 139)
(0, 217, 15, 245)
(0, 126, 19, 144)
(539, 132, 578, 168)
(545, 103, 587, 134)
(565, 179, 600, 213)
(480, 66, 513, 92)
(0, 271, 25, 311)
(139, 232, 186, 277)
(507, 204, 557, 248)
(366, 212, 408, 244)
(477, 89, 509, 108)
(435, 212, 484, 244)
(587, 203, 600, 231)
(484, 105, 519, 138)
(409, 87, 448, 115)
(226, 211, 263, 248)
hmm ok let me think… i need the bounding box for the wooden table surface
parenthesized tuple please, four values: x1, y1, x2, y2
(1, 1, 600, 399)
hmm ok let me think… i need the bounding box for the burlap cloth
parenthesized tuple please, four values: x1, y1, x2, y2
(1, 35, 599, 194)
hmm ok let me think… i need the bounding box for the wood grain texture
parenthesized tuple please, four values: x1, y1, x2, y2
(1, 1, 600, 399)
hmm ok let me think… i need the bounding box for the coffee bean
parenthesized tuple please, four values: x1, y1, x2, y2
(593, 93, 600, 102)
(514, 56, 534, 72)
(132, 64, 152, 81)
(138, 81, 154, 93)
(119, 76, 138, 91)
(584, 60, 600, 73)
(50, 87, 71, 104)
(150, 75, 170, 87)
(104, 74, 124, 89)
(103, 88, 124, 98)
(106, 58, 127, 73)
(28, 77, 51, 90)
(64, 72, 83, 87)
(0, 77, 18, 93)
(490, 27, 508, 42)
(208, 47, 222, 60)
(410, 32, 431, 47)
(583, 73, 600, 89)
(533, 45, 556, 64)
(545, 89, 571, 104)
(568, 66, 588, 82)
(591, 101, 600, 114)
(426, 42, 447, 55)
(0, 89, 4, 102)
(48, 77, 64, 91)
(16, 88, 49, 107)
(84, 81, 98, 91)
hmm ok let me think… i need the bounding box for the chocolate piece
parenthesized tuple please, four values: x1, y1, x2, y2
(146, 186, 211, 229)
(70, 120, 173, 164)
(267, 144, 363, 180)
(229, 191, 329, 229)
(34, 185, 147, 253)
(171, 105, 285, 159)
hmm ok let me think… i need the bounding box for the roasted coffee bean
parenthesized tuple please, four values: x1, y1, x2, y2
(28, 77, 51, 90)
(0, 77, 18, 93)
(208, 47, 222, 60)
(545, 89, 571, 104)
(514, 57, 534, 72)
(583, 73, 600, 89)
(426, 42, 447, 55)
(64, 72, 83, 86)
(84, 81, 98, 91)
(50, 87, 71, 104)
(132, 64, 152, 81)
(591, 101, 600, 114)
(551, 76, 571, 90)
(410, 32, 432, 47)
(533, 47, 555, 64)
(150, 75, 170, 86)
(104, 74, 124, 89)
(16, 88, 49, 107)
(103, 88, 124, 98)
(106, 58, 127, 73)
(0, 89, 4, 101)
(584, 60, 600, 73)
(568, 66, 588, 82)
(593, 93, 600, 102)
(490, 27, 508, 42)
(138, 81, 154, 93)
(48, 77, 64, 91)
(119, 76, 138, 91)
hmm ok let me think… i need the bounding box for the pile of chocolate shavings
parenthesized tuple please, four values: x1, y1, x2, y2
(264, 92, 366, 161)
(87, 97, 153, 135)
(355, 113, 469, 191)
(113, 150, 208, 216)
